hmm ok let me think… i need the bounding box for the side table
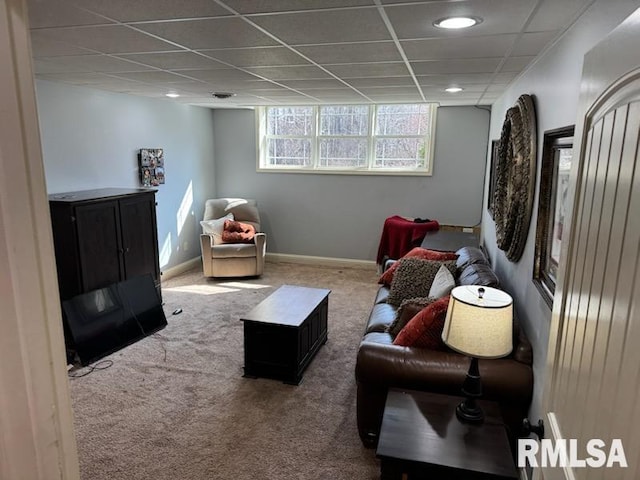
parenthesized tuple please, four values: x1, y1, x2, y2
(376, 389, 518, 480)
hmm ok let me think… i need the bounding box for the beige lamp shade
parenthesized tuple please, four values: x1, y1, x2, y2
(442, 285, 513, 359)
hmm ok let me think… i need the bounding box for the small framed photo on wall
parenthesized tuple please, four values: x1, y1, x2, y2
(139, 148, 165, 187)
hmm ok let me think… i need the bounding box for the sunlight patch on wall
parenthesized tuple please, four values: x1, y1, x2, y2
(176, 180, 193, 237)
(159, 232, 172, 268)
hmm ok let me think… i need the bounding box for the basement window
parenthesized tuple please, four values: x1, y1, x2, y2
(256, 103, 437, 175)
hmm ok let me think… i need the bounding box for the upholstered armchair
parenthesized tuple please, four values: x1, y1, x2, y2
(199, 198, 266, 278)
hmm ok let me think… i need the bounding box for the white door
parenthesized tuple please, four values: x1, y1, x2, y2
(539, 7, 640, 480)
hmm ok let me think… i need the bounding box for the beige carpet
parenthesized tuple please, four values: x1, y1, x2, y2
(69, 261, 381, 480)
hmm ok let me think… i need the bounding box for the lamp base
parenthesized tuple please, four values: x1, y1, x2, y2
(456, 398, 484, 424)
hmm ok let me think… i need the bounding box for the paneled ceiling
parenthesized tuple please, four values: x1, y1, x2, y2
(28, 0, 595, 108)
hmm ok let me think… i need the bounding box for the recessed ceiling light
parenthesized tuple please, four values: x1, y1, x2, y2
(445, 87, 464, 93)
(434, 16, 482, 29)
(165, 92, 180, 98)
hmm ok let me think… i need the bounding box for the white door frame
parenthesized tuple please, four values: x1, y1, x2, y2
(0, 0, 80, 478)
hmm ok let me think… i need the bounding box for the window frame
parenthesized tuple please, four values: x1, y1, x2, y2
(256, 104, 437, 176)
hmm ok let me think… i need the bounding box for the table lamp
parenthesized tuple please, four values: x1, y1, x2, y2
(441, 285, 513, 424)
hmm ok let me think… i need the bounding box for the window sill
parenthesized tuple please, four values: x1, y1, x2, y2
(256, 167, 433, 176)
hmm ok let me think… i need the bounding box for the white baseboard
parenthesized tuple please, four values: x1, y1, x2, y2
(160, 256, 201, 280)
(266, 252, 377, 270)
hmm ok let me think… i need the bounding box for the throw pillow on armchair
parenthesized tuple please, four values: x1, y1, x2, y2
(221, 219, 255, 243)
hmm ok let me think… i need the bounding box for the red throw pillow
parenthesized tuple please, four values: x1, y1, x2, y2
(393, 296, 451, 349)
(221, 219, 255, 243)
(379, 248, 458, 285)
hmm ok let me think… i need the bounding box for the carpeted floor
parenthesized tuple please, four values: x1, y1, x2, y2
(69, 261, 382, 480)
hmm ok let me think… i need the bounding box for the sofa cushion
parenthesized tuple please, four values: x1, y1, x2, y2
(458, 263, 500, 287)
(365, 303, 397, 334)
(374, 287, 390, 305)
(379, 247, 458, 286)
(393, 296, 451, 349)
(387, 258, 456, 306)
(387, 297, 434, 337)
(428, 264, 456, 298)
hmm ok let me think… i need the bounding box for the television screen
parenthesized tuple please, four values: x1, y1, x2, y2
(62, 274, 167, 366)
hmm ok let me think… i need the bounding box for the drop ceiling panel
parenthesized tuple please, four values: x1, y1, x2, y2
(38, 72, 120, 85)
(346, 77, 415, 88)
(28, 2, 112, 29)
(526, 0, 593, 32)
(34, 25, 180, 54)
(179, 69, 264, 83)
(30, 32, 96, 57)
(35, 55, 154, 74)
(77, 0, 232, 22)
(365, 93, 423, 103)
(116, 52, 229, 70)
(401, 34, 517, 61)
(198, 47, 310, 67)
(279, 79, 354, 89)
(111, 70, 195, 83)
(250, 9, 391, 45)
(511, 31, 556, 56)
(296, 42, 402, 64)
(326, 63, 410, 78)
(296, 88, 359, 96)
(221, 0, 375, 14)
(417, 73, 495, 85)
(359, 86, 421, 95)
(500, 55, 536, 72)
(411, 58, 502, 75)
(137, 18, 279, 49)
(244, 65, 333, 80)
(384, 0, 535, 39)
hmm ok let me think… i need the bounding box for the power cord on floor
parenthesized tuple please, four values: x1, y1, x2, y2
(68, 359, 113, 378)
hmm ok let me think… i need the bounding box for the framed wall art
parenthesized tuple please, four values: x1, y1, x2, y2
(139, 148, 165, 187)
(493, 94, 538, 262)
(533, 125, 575, 308)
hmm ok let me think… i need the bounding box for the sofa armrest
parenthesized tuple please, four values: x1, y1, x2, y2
(356, 334, 533, 402)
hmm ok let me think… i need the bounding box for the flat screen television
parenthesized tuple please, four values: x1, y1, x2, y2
(62, 274, 167, 366)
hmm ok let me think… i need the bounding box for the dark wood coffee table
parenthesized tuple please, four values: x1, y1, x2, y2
(376, 389, 518, 480)
(240, 285, 330, 385)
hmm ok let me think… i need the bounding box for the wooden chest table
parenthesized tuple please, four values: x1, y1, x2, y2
(240, 285, 330, 385)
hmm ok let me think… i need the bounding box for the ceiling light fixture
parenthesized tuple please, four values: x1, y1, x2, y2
(165, 92, 180, 98)
(445, 87, 464, 93)
(434, 16, 482, 29)
(211, 92, 236, 99)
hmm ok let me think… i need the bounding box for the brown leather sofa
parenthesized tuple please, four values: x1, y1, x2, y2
(355, 247, 534, 448)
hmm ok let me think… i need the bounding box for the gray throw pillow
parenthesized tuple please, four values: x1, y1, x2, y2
(387, 258, 456, 306)
(428, 264, 456, 298)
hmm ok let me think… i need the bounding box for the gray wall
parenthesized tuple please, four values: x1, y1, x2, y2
(213, 106, 490, 261)
(35, 80, 216, 271)
(482, 0, 638, 425)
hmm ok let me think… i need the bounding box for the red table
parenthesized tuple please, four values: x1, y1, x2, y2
(376, 215, 439, 264)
